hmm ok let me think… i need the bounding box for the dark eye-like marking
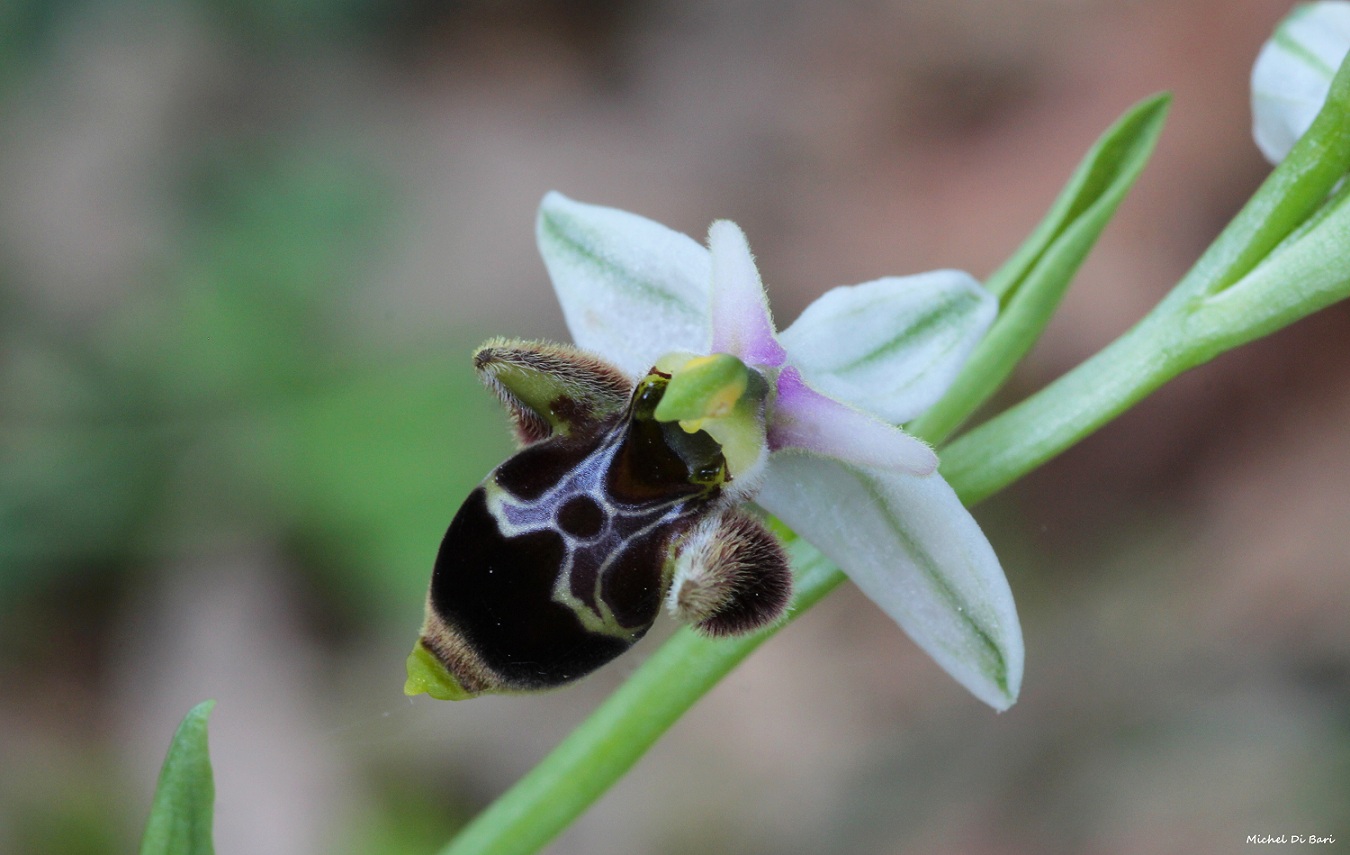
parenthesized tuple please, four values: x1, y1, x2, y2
(556, 494, 606, 539)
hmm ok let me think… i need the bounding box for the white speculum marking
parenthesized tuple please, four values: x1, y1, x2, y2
(483, 427, 704, 638)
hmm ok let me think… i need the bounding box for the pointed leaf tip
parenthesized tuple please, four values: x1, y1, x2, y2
(909, 92, 1170, 444)
(140, 700, 217, 855)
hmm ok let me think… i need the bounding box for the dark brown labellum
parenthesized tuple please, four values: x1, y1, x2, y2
(412, 340, 793, 698)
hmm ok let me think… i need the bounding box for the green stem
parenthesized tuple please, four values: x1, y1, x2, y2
(939, 312, 1181, 505)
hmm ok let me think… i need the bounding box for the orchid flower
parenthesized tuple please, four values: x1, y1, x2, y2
(1252, 1, 1350, 163)
(531, 192, 1022, 710)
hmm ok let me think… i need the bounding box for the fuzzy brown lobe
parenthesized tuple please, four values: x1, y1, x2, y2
(474, 338, 632, 445)
(672, 509, 793, 637)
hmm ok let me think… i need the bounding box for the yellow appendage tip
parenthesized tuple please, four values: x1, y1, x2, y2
(404, 642, 475, 701)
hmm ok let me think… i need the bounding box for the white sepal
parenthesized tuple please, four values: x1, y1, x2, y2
(779, 270, 995, 424)
(756, 453, 1023, 711)
(536, 192, 712, 379)
(1252, 1, 1350, 164)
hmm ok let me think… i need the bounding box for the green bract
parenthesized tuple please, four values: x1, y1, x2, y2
(909, 94, 1170, 443)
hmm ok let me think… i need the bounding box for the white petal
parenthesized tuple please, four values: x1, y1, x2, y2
(536, 192, 711, 379)
(769, 367, 936, 475)
(757, 453, 1023, 711)
(708, 220, 786, 368)
(1252, 2, 1350, 164)
(779, 270, 996, 424)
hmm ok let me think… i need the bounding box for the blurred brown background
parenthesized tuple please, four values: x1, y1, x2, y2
(2, 1, 1347, 854)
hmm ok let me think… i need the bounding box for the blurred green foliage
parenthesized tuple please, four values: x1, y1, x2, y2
(0, 27, 510, 848)
(0, 0, 398, 88)
(1, 141, 509, 617)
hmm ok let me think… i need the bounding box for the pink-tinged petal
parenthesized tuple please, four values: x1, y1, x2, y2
(756, 454, 1023, 711)
(708, 220, 786, 368)
(768, 367, 937, 475)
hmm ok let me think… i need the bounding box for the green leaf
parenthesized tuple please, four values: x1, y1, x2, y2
(139, 700, 217, 855)
(908, 93, 1170, 444)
